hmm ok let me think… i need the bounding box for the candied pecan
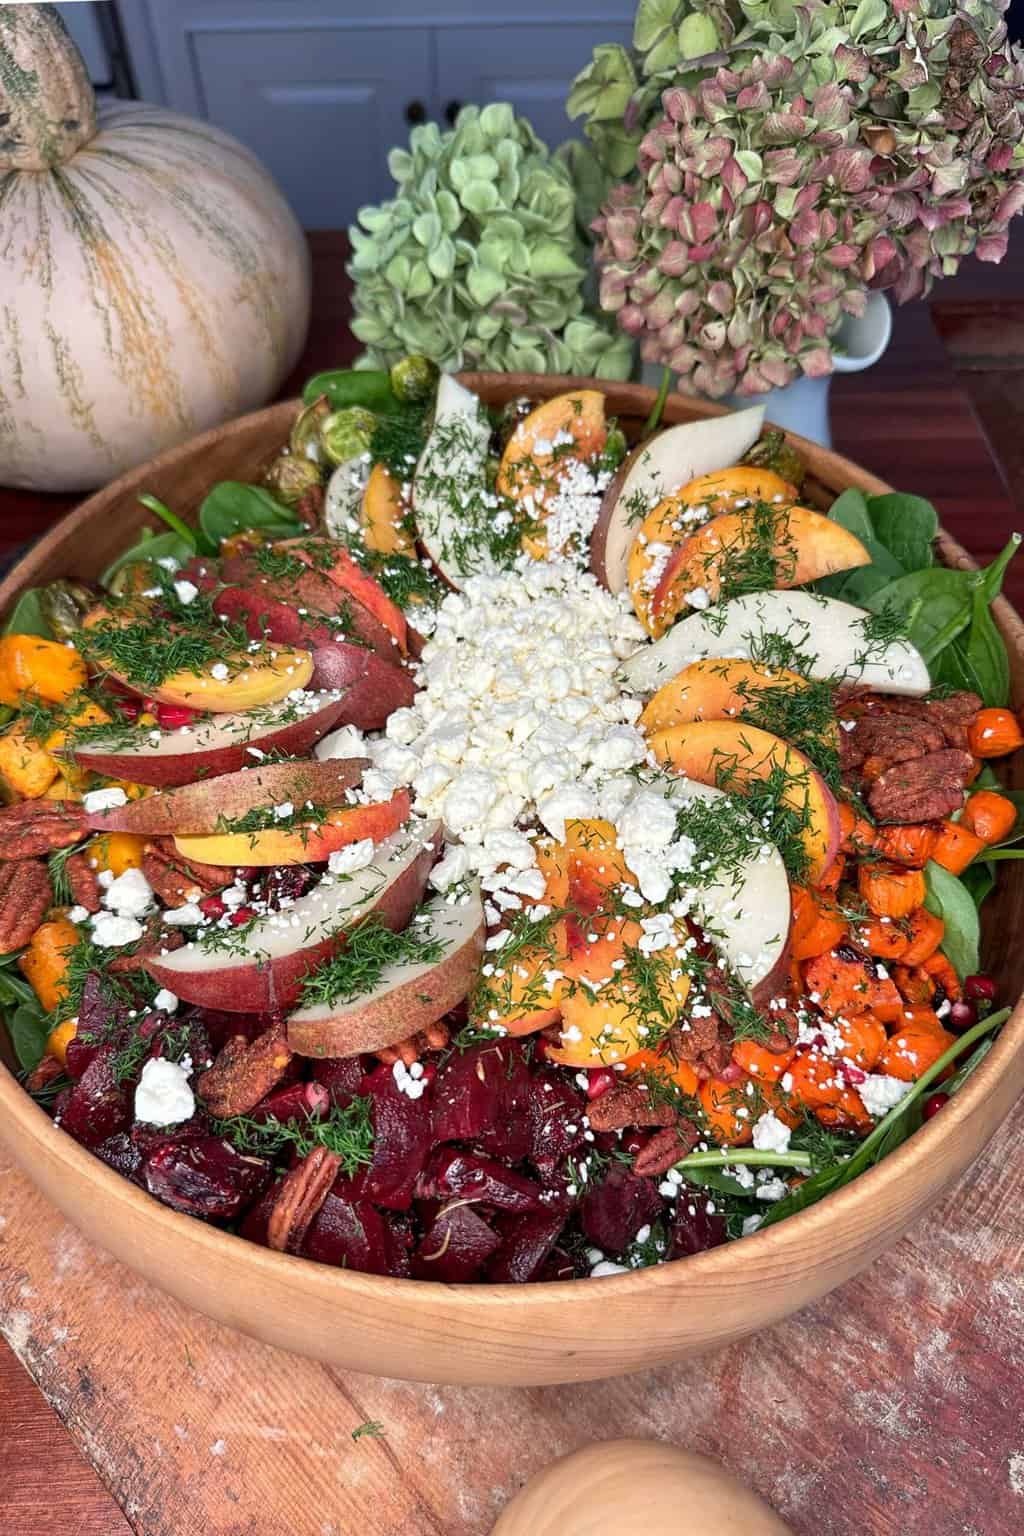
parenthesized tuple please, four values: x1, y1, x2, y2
(106, 920, 185, 974)
(586, 1083, 677, 1133)
(197, 1027, 293, 1118)
(294, 484, 325, 528)
(632, 1120, 701, 1179)
(266, 1146, 341, 1253)
(25, 1053, 64, 1094)
(868, 748, 975, 824)
(0, 801, 87, 858)
(0, 860, 53, 950)
(844, 692, 982, 752)
(839, 712, 944, 774)
(64, 851, 101, 913)
(142, 840, 232, 906)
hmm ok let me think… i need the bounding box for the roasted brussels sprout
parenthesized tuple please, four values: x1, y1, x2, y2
(389, 353, 439, 406)
(602, 424, 628, 470)
(742, 430, 806, 491)
(38, 580, 94, 640)
(320, 407, 377, 468)
(289, 394, 331, 461)
(263, 452, 323, 508)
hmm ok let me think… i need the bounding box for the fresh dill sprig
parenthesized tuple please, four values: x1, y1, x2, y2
(220, 1095, 374, 1176)
(715, 501, 797, 605)
(298, 907, 447, 1011)
(351, 1420, 386, 1442)
(48, 841, 88, 906)
(370, 407, 428, 480)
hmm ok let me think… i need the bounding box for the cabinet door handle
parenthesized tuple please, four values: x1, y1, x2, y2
(444, 99, 463, 126)
(404, 99, 427, 125)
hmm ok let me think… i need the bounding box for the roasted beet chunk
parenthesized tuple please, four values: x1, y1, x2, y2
(432, 1039, 518, 1144)
(668, 1185, 728, 1257)
(131, 1110, 210, 1157)
(580, 1166, 664, 1256)
(477, 1045, 535, 1161)
(58, 1047, 133, 1148)
(361, 1063, 434, 1210)
(302, 1186, 409, 1276)
(485, 1208, 567, 1284)
(143, 1137, 270, 1221)
(527, 1067, 587, 1167)
(93, 1131, 143, 1181)
(412, 1202, 501, 1282)
(248, 1080, 331, 1126)
(310, 1055, 366, 1109)
(416, 1147, 543, 1212)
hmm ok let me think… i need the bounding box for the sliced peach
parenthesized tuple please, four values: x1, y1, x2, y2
(151, 647, 314, 712)
(278, 539, 408, 654)
(644, 505, 869, 635)
(625, 1045, 700, 1100)
(639, 657, 811, 735)
(496, 390, 607, 557)
(628, 466, 795, 629)
(647, 720, 840, 884)
(546, 968, 691, 1069)
(173, 788, 411, 867)
(470, 933, 567, 1037)
(360, 463, 415, 557)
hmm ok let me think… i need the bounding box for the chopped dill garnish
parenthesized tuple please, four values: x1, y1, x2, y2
(48, 841, 88, 906)
(299, 906, 447, 1011)
(370, 406, 428, 480)
(469, 905, 566, 1025)
(745, 625, 819, 677)
(715, 501, 797, 605)
(251, 544, 309, 582)
(731, 672, 841, 791)
(215, 801, 334, 838)
(220, 1094, 374, 1176)
(362, 552, 445, 611)
(855, 604, 911, 663)
(351, 1420, 386, 1442)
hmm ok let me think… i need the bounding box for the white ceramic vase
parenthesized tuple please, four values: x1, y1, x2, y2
(640, 291, 893, 448)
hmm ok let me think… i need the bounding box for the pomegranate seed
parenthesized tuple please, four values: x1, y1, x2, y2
(198, 895, 226, 920)
(716, 1060, 745, 1083)
(118, 699, 141, 722)
(229, 906, 256, 927)
(923, 1093, 949, 1120)
(948, 999, 978, 1032)
(586, 1068, 617, 1100)
(841, 1061, 866, 1086)
(965, 974, 997, 1002)
(621, 1130, 651, 1158)
(156, 703, 197, 729)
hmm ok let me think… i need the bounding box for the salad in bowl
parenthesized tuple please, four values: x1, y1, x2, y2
(1, 358, 1020, 1286)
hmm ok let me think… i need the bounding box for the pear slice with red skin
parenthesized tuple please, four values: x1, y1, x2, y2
(83, 757, 370, 836)
(215, 563, 398, 658)
(173, 788, 412, 867)
(70, 693, 352, 788)
(287, 882, 485, 1057)
(309, 642, 415, 729)
(144, 820, 441, 1013)
(274, 538, 408, 655)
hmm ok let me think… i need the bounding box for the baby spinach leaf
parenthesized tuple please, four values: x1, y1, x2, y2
(3, 588, 53, 638)
(137, 494, 214, 558)
(962, 579, 1010, 707)
(100, 529, 195, 590)
(978, 532, 1021, 602)
(198, 482, 303, 549)
(817, 488, 905, 602)
(923, 860, 980, 978)
(960, 859, 996, 913)
(863, 568, 973, 662)
(866, 492, 937, 573)
(9, 1000, 49, 1073)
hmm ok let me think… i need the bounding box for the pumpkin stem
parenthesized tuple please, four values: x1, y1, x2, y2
(0, 3, 97, 171)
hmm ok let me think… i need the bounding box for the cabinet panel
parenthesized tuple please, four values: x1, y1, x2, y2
(188, 27, 432, 227)
(436, 23, 632, 152)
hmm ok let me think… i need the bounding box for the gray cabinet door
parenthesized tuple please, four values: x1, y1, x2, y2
(186, 26, 432, 227)
(436, 22, 632, 153)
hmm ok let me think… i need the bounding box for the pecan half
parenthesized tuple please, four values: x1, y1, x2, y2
(25, 1054, 64, 1094)
(266, 1146, 341, 1253)
(0, 802, 87, 859)
(64, 851, 101, 913)
(376, 1019, 451, 1066)
(0, 860, 53, 949)
(197, 1027, 293, 1118)
(142, 840, 232, 906)
(868, 748, 975, 824)
(586, 1084, 677, 1133)
(632, 1120, 700, 1179)
(106, 918, 185, 974)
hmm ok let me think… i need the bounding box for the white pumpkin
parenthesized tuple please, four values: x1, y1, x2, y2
(0, 5, 311, 491)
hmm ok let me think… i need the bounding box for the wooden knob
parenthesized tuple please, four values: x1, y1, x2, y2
(492, 1440, 793, 1536)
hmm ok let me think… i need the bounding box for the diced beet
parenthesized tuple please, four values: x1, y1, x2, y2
(64, 1031, 103, 1081)
(580, 1166, 664, 1256)
(485, 1208, 567, 1284)
(478, 1045, 535, 1162)
(310, 1055, 367, 1109)
(538, 1246, 578, 1282)
(196, 1009, 281, 1051)
(527, 1066, 586, 1166)
(412, 1201, 501, 1282)
(147, 1014, 214, 1074)
(93, 1131, 142, 1181)
(130, 1110, 210, 1157)
(58, 1048, 133, 1148)
(65, 973, 135, 1078)
(667, 1184, 728, 1258)
(302, 1188, 407, 1276)
(237, 1177, 283, 1246)
(361, 1064, 433, 1210)
(143, 1137, 270, 1221)
(248, 1081, 330, 1126)
(260, 864, 317, 909)
(416, 1147, 543, 1212)
(432, 1039, 515, 1143)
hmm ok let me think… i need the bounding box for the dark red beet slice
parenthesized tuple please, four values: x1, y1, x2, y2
(416, 1147, 543, 1213)
(485, 1208, 567, 1284)
(94, 1130, 143, 1181)
(432, 1039, 523, 1144)
(131, 1111, 211, 1157)
(196, 1008, 283, 1051)
(478, 1046, 535, 1162)
(248, 1080, 330, 1126)
(360, 1062, 434, 1210)
(310, 1055, 367, 1109)
(412, 1201, 501, 1282)
(302, 1188, 406, 1275)
(527, 1066, 587, 1166)
(237, 1177, 282, 1246)
(538, 1246, 578, 1282)
(143, 1137, 270, 1220)
(668, 1184, 728, 1258)
(59, 1047, 133, 1148)
(580, 1166, 664, 1256)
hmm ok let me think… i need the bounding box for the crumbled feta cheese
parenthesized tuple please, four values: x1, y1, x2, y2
(91, 912, 145, 948)
(67, 905, 90, 925)
(162, 902, 203, 927)
(755, 1177, 789, 1202)
(173, 579, 199, 605)
(209, 662, 230, 681)
(752, 1110, 792, 1155)
(134, 1056, 195, 1126)
(83, 787, 128, 814)
(590, 1259, 630, 1278)
(315, 724, 368, 761)
(858, 1073, 913, 1118)
(392, 1059, 427, 1100)
(102, 867, 154, 919)
(273, 801, 294, 821)
(328, 839, 376, 875)
(153, 989, 179, 1014)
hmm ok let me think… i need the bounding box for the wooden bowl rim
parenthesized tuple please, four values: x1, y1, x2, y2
(1, 374, 1021, 1313)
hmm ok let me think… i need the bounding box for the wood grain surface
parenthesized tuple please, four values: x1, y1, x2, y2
(2, 232, 1024, 1533)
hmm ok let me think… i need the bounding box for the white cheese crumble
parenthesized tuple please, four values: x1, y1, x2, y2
(153, 989, 179, 1014)
(392, 1058, 427, 1100)
(91, 912, 145, 948)
(83, 787, 128, 813)
(752, 1110, 792, 1155)
(209, 662, 230, 681)
(173, 579, 199, 605)
(134, 1056, 195, 1126)
(858, 1073, 913, 1118)
(102, 867, 154, 919)
(328, 839, 377, 875)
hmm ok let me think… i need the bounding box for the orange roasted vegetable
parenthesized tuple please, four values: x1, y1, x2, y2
(874, 823, 938, 869)
(967, 707, 1024, 758)
(855, 917, 910, 963)
(785, 1051, 842, 1111)
(961, 789, 1017, 845)
(0, 722, 59, 798)
(835, 1012, 886, 1071)
(46, 1018, 78, 1067)
(731, 1040, 795, 1083)
(879, 1020, 956, 1082)
(858, 862, 926, 920)
(930, 819, 986, 875)
(817, 1088, 873, 1134)
(802, 948, 903, 1022)
(626, 1047, 699, 1099)
(0, 635, 87, 705)
(699, 1076, 754, 1145)
(19, 918, 79, 1013)
(790, 887, 848, 961)
(838, 800, 876, 856)
(900, 908, 945, 968)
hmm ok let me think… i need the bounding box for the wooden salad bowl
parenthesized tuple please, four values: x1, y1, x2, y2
(0, 375, 1022, 1387)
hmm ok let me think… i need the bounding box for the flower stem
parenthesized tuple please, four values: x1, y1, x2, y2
(672, 1149, 814, 1174)
(642, 366, 672, 435)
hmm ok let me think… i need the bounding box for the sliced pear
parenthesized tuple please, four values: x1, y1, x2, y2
(412, 374, 493, 588)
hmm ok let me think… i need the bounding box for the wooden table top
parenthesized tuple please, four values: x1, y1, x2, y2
(1, 233, 1023, 1536)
